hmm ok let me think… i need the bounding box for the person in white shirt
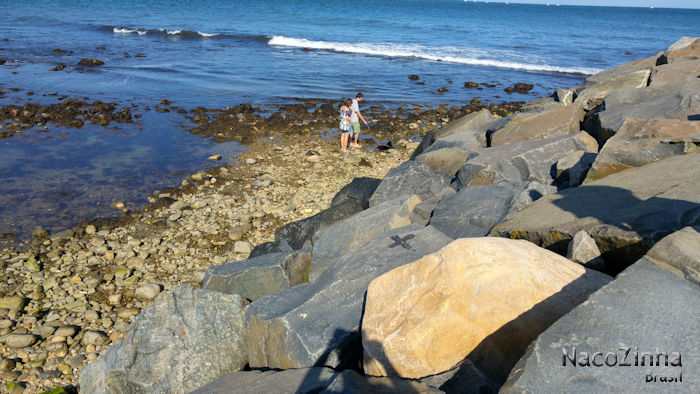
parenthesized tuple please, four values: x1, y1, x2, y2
(349, 93, 368, 148)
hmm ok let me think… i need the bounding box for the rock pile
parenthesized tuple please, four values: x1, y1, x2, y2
(75, 36, 700, 393)
(0, 99, 132, 137)
(4, 37, 700, 392)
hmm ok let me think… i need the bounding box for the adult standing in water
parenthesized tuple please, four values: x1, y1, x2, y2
(350, 93, 368, 148)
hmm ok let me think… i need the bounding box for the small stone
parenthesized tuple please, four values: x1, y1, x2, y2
(85, 310, 100, 321)
(82, 330, 109, 346)
(24, 259, 40, 272)
(110, 201, 126, 210)
(233, 241, 253, 255)
(126, 256, 146, 269)
(115, 267, 131, 279)
(170, 200, 187, 210)
(228, 223, 252, 241)
(567, 230, 605, 271)
(78, 57, 104, 66)
(2, 334, 38, 348)
(31, 324, 53, 338)
(67, 354, 85, 368)
(191, 172, 204, 181)
(134, 283, 162, 301)
(117, 308, 139, 320)
(208, 154, 222, 161)
(108, 294, 122, 304)
(306, 155, 322, 163)
(32, 227, 49, 240)
(85, 225, 97, 235)
(0, 296, 26, 311)
(245, 158, 257, 164)
(3, 379, 22, 391)
(168, 211, 182, 221)
(192, 200, 208, 209)
(45, 341, 68, 353)
(54, 325, 79, 338)
(0, 358, 16, 372)
(57, 362, 72, 375)
(86, 352, 98, 361)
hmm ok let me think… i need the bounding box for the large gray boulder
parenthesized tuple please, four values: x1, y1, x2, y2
(502, 258, 700, 393)
(190, 367, 339, 394)
(518, 95, 566, 114)
(489, 102, 585, 146)
(585, 118, 700, 182)
(576, 69, 650, 103)
(369, 161, 454, 207)
(275, 199, 364, 251)
(581, 52, 659, 88)
(433, 108, 494, 140)
(310, 195, 424, 280)
(429, 182, 522, 239)
(646, 226, 700, 286)
(80, 287, 248, 394)
(414, 110, 493, 175)
(273, 178, 380, 251)
(202, 250, 311, 301)
(661, 36, 700, 63)
(420, 360, 497, 394)
(322, 370, 442, 393)
(245, 225, 453, 370)
(491, 152, 700, 274)
(586, 78, 700, 145)
(414, 146, 473, 175)
(330, 176, 382, 207)
(457, 132, 598, 189)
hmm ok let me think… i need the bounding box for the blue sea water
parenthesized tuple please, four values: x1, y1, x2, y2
(0, 0, 698, 242)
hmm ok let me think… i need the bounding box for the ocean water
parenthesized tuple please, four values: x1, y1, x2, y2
(1, 0, 698, 242)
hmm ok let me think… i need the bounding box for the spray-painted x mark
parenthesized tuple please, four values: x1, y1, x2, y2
(388, 234, 415, 249)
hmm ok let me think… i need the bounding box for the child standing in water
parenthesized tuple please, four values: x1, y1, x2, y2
(339, 98, 353, 153)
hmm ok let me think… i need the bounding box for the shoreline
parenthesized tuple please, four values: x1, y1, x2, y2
(0, 94, 524, 248)
(0, 94, 520, 391)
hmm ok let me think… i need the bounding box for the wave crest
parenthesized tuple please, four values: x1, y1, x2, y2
(268, 36, 601, 76)
(112, 26, 219, 39)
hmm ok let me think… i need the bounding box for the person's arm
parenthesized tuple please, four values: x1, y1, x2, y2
(356, 109, 368, 125)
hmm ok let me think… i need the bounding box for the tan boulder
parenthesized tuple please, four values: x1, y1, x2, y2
(414, 146, 470, 175)
(649, 58, 700, 86)
(582, 53, 657, 87)
(576, 69, 650, 103)
(585, 118, 700, 182)
(490, 103, 584, 146)
(361, 237, 611, 384)
(663, 36, 700, 63)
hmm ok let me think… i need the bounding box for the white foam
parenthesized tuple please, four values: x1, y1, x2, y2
(268, 36, 601, 75)
(166, 29, 182, 35)
(198, 31, 219, 37)
(113, 27, 137, 34)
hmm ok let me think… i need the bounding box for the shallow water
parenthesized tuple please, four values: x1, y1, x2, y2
(0, 108, 243, 243)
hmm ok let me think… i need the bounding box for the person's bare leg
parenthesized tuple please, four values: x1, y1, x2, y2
(341, 133, 349, 151)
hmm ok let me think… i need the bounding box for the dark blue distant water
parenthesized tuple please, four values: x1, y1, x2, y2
(0, 0, 698, 242)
